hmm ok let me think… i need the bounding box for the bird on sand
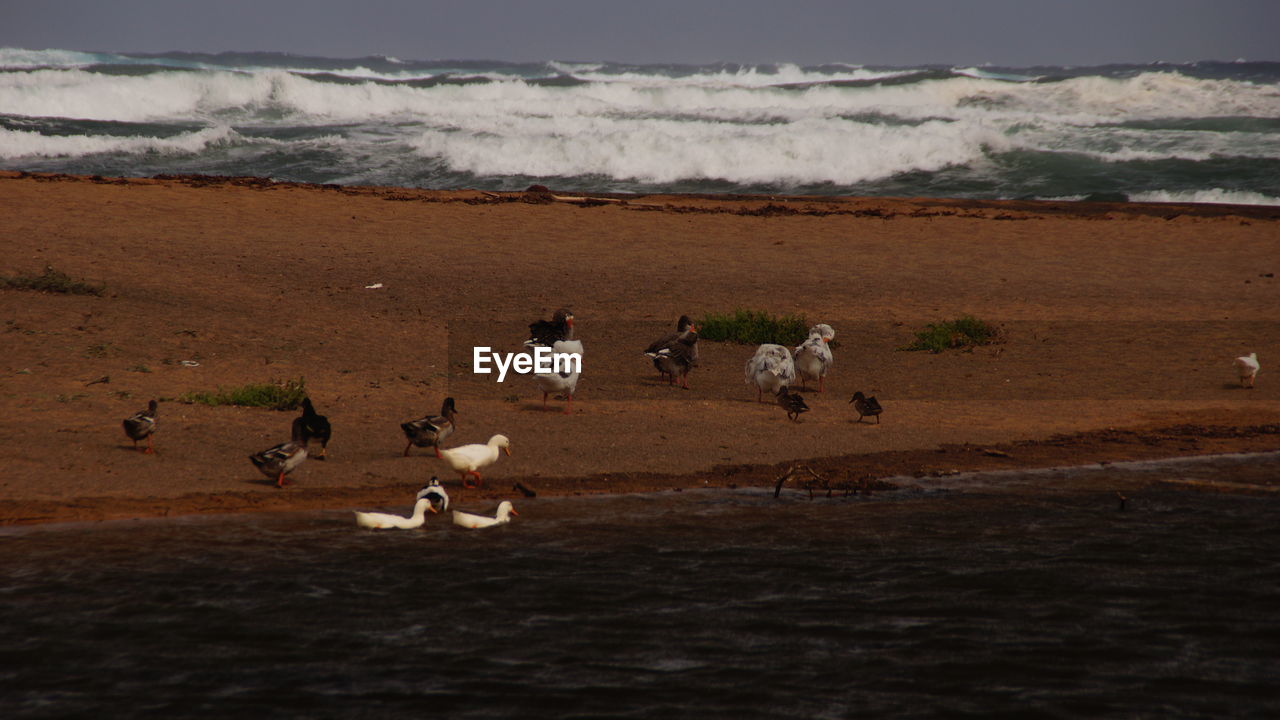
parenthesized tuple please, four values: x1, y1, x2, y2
(122, 399, 158, 454)
(298, 397, 331, 460)
(849, 391, 883, 423)
(416, 476, 450, 513)
(534, 339, 583, 413)
(439, 434, 511, 488)
(794, 324, 835, 392)
(525, 307, 575, 347)
(775, 386, 810, 422)
(402, 397, 459, 458)
(645, 316, 699, 389)
(249, 418, 310, 488)
(746, 344, 796, 401)
(1234, 352, 1260, 388)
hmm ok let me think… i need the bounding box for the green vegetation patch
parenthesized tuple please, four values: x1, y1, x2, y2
(697, 309, 810, 346)
(902, 315, 1003, 353)
(179, 377, 307, 410)
(2, 265, 104, 296)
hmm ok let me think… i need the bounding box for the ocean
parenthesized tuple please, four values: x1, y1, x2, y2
(2, 48, 1279, 205)
(3, 454, 1279, 718)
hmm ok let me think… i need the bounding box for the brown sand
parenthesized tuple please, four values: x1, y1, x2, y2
(1, 171, 1278, 525)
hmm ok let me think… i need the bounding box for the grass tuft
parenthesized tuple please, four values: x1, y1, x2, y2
(2, 265, 104, 296)
(179, 377, 307, 410)
(901, 315, 1003, 353)
(697, 309, 809, 346)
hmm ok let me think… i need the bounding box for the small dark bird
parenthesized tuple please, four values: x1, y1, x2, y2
(298, 397, 331, 460)
(525, 307, 575, 346)
(849, 391, 883, 423)
(401, 397, 458, 458)
(775, 386, 810, 422)
(122, 399, 158, 454)
(249, 418, 310, 488)
(644, 316, 699, 389)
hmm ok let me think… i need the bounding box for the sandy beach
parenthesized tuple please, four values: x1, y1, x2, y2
(1, 171, 1277, 525)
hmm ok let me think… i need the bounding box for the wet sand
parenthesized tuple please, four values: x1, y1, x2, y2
(1, 171, 1278, 525)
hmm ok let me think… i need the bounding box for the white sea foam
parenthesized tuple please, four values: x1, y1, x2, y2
(1129, 189, 1280, 206)
(0, 125, 239, 159)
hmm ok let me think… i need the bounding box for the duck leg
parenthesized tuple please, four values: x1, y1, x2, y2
(563, 393, 573, 415)
(818, 376, 825, 393)
(403, 441, 413, 457)
(276, 471, 287, 488)
(463, 470, 483, 489)
(145, 435, 155, 455)
(542, 391, 549, 409)
(433, 444, 443, 459)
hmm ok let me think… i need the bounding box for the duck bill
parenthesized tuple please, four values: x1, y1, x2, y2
(503, 447, 511, 456)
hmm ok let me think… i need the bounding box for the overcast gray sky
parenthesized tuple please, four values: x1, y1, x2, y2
(2, 0, 1276, 67)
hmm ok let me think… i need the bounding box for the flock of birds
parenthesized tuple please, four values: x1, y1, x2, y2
(118, 307, 1263, 531)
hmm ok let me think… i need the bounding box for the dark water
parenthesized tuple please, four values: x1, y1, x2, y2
(3, 455, 1280, 718)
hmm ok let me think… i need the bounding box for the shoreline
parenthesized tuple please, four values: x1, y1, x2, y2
(2, 171, 1277, 527)
(2, 421, 1277, 527)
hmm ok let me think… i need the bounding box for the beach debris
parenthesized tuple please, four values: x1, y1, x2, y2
(981, 448, 1012, 458)
(452, 501, 518, 529)
(121, 399, 157, 454)
(178, 359, 200, 367)
(849, 391, 883, 423)
(84, 375, 110, 386)
(1233, 352, 1259, 388)
(364, 283, 384, 289)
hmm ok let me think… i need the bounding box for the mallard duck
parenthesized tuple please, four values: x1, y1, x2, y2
(525, 307, 574, 347)
(416, 476, 450, 512)
(776, 386, 810, 421)
(122, 399, 157, 454)
(452, 500, 518, 529)
(249, 418, 310, 488)
(401, 397, 459, 457)
(794, 324, 835, 392)
(439, 434, 511, 488)
(1234, 352, 1260, 388)
(849, 391, 883, 423)
(354, 497, 437, 530)
(298, 397, 331, 460)
(645, 317, 699, 388)
(534, 339, 583, 413)
(745, 344, 796, 401)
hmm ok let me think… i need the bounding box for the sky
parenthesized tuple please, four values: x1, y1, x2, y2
(1, 0, 1277, 67)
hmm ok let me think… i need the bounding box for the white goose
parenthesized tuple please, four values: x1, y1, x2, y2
(745, 344, 796, 402)
(534, 339, 583, 414)
(354, 497, 437, 530)
(794, 324, 835, 392)
(452, 500, 518, 529)
(1234, 352, 1260, 388)
(439, 434, 511, 488)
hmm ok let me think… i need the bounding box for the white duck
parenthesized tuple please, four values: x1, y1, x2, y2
(534, 339, 583, 414)
(1234, 352, 1260, 388)
(439, 434, 511, 488)
(452, 500, 518, 529)
(354, 497, 437, 530)
(416, 476, 450, 512)
(794, 324, 835, 392)
(745, 344, 796, 402)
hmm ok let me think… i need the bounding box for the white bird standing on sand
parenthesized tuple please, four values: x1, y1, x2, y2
(534, 339, 583, 414)
(439, 434, 511, 488)
(1234, 352, 1260, 388)
(354, 497, 437, 530)
(452, 500, 518, 529)
(794, 324, 835, 392)
(745, 344, 796, 402)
